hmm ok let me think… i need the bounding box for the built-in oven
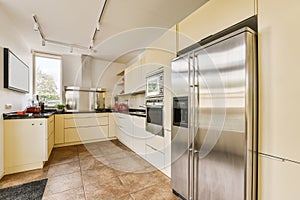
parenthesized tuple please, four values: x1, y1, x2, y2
(146, 98, 164, 137)
(173, 96, 188, 128)
(146, 70, 164, 98)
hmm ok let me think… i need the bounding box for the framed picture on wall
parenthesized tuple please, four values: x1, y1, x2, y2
(3, 48, 29, 93)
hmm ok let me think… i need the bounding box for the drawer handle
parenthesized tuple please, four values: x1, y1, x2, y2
(147, 144, 159, 151)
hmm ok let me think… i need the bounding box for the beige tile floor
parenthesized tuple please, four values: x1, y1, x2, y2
(0, 140, 180, 200)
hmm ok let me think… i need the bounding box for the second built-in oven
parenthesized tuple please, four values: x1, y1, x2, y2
(146, 98, 164, 137)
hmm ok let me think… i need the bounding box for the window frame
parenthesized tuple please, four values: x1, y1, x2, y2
(33, 52, 63, 107)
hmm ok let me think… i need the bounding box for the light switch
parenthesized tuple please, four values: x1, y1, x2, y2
(5, 104, 12, 109)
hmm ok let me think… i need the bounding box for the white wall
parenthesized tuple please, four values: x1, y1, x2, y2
(62, 55, 82, 87)
(0, 8, 32, 178)
(90, 58, 126, 108)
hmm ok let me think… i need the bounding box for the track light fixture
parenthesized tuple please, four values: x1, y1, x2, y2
(33, 22, 39, 31)
(32, 0, 107, 53)
(42, 39, 46, 46)
(96, 22, 100, 31)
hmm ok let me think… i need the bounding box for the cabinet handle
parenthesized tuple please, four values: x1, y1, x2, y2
(147, 144, 159, 152)
(40, 123, 43, 125)
(259, 153, 285, 162)
(32, 123, 34, 126)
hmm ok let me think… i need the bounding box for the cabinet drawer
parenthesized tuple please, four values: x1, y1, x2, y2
(64, 113, 108, 119)
(64, 126, 108, 143)
(146, 134, 165, 153)
(146, 145, 165, 169)
(65, 117, 108, 128)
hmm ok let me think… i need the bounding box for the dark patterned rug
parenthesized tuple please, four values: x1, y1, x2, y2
(0, 179, 48, 200)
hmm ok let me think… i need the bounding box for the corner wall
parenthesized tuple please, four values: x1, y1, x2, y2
(0, 9, 32, 178)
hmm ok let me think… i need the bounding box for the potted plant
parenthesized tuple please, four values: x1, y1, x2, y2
(56, 104, 65, 112)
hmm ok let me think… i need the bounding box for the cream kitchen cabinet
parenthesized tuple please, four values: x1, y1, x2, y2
(124, 60, 143, 93)
(132, 115, 148, 158)
(145, 134, 165, 171)
(108, 113, 116, 138)
(54, 113, 113, 147)
(64, 113, 109, 144)
(47, 115, 55, 158)
(54, 114, 64, 144)
(4, 117, 52, 174)
(178, 0, 255, 51)
(258, 154, 300, 200)
(258, 0, 300, 162)
(162, 129, 171, 177)
(115, 113, 133, 149)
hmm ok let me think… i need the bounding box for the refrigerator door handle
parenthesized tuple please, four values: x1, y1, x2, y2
(193, 150, 199, 199)
(188, 52, 197, 200)
(187, 53, 192, 200)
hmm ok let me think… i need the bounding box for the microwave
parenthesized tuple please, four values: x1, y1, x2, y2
(146, 70, 164, 98)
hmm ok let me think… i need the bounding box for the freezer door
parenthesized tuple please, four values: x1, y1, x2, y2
(194, 30, 256, 200)
(171, 55, 192, 199)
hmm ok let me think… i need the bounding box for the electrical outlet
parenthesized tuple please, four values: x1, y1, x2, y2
(5, 104, 12, 109)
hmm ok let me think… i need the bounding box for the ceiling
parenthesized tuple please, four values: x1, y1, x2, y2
(0, 0, 208, 63)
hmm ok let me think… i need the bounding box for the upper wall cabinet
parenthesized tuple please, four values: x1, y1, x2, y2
(258, 0, 300, 162)
(124, 59, 143, 94)
(178, 0, 256, 51)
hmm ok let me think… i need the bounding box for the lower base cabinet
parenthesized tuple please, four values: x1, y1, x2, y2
(54, 113, 114, 147)
(258, 154, 300, 200)
(4, 116, 53, 175)
(114, 113, 171, 177)
(145, 145, 165, 170)
(64, 126, 109, 143)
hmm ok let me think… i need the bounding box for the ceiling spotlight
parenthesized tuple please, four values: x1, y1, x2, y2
(96, 22, 100, 31)
(42, 39, 45, 46)
(90, 39, 94, 48)
(33, 22, 39, 31)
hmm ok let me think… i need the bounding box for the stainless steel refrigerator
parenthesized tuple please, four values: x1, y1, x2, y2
(171, 27, 257, 200)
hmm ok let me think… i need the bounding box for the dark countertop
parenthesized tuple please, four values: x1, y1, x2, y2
(3, 109, 113, 120)
(2, 108, 145, 120)
(57, 109, 113, 114)
(3, 111, 56, 120)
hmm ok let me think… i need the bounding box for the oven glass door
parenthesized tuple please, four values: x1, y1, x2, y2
(146, 76, 160, 97)
(147, 106, 163, 126)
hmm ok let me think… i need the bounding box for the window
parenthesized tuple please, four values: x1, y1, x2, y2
(34, 53, 62, 107)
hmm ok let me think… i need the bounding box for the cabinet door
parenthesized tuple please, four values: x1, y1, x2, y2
(108, 113, 116, 138)
(65, 126, 108, 143)
(4, 119, 47, 169)
(258, 154, 300, 200)
(55, 114, 65, 144)
(47, 116, 55, 157)
(145, 145, 165, 170)
(163, 129, 171, 177)
(132, 116, 147, 157)
(115, 113, 133, 148)
(124, 61, 142, 93)
(178, 0, 255, 51)
(258, 0, 300, 162)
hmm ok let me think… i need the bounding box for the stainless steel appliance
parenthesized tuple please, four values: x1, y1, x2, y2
(65, 86, 106, 111)
(146, 98, 164, 137)
(171, 27, 257, 200)
(146, 69, 164, 98)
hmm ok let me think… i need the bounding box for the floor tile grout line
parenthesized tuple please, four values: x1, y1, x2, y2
(77, 145, 88, 200)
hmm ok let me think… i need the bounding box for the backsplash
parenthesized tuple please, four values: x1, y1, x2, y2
(118, 93, 145, 109)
